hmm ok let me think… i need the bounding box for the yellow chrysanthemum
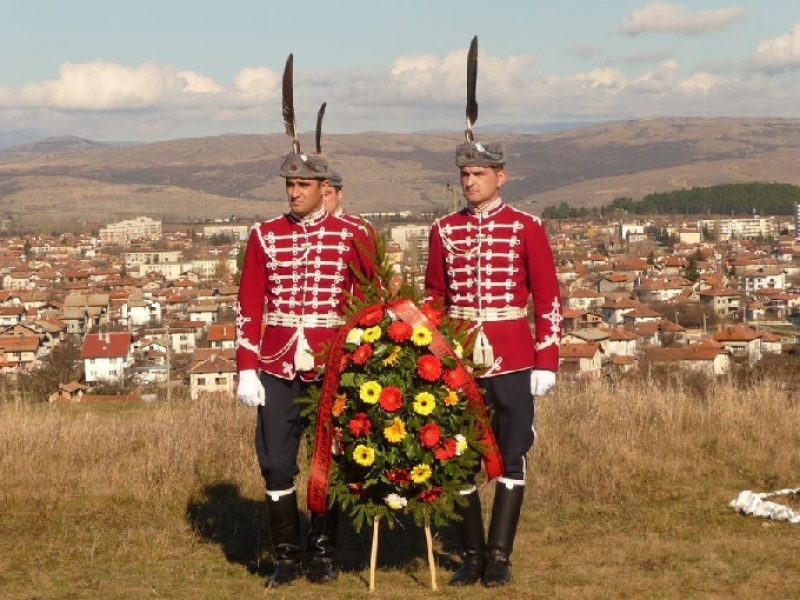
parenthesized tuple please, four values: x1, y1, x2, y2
(410, 464, 432, 484)
(383, 417, 407, 443)
(413, 391, 436, 415)
(454, 341, 463, 358)
(353, 444, 375, 466)
(362, 326, 382, 343)
(381, 345, 401, 367)
(411, 325, 433, 347)
(332, 393, 347, 417)
(359, 381, 382, 404)
(444, 388, 460, 407)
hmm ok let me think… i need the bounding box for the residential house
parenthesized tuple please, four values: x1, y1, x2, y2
(0, 336, 40, 373)
(698, 287, 741, 318)
(597, 273, 635, 294)
(48, 381, 87, 403)
(606, 327, 638, 357)
(643, 343, 731, 376)
(188, 354, 237, 400)
(81, 332, 133, 383)
(563, 288, 605, 311)
(207, 323, 236, 350)
(711, 325, 762, 363)
(558, 342, 604, 381)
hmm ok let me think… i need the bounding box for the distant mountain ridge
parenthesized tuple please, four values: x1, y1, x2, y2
(3, 117, 800, 230)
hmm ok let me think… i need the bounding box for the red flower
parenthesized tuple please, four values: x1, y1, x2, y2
(387, 321, 413, 342)
(359, 305, 385, 327)
(339, 352, 350, 372)
(379, 386, 403, 412)
(420, 302, 444, 328)
(387, 468, 411, 485)
(433, 438, 457, 461)
(443, 366, 469, 390)
(352, 344, 373, 365)
(348, 412, 372, 437)
(416, 355, 442, 382)
(419, 422, 441, 448)
(418, 486, 442, 502)
(348, 482, 369, 498)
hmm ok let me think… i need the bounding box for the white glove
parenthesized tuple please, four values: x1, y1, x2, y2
(237, 370, 265, 407)
(530, 369, 556, 397)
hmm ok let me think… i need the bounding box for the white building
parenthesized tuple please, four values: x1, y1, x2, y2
(99, 217, 162, 245)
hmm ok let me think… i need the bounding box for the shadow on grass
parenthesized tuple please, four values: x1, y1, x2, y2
(185, 481, 461, 582)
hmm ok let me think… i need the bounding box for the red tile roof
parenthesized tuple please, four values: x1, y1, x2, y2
(81, 332, 132, 359)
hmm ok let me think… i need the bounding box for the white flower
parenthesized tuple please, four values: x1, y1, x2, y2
(455, 434, 467, 456)
(346, 327, 364, 345)
(387, 309, 398, 321)
(384, 493, 408, 510)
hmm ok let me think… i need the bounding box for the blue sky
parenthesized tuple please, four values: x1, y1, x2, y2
(2, 0, 800, 141)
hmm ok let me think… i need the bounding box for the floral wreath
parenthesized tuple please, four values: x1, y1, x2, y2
(301, 235, 502, 531)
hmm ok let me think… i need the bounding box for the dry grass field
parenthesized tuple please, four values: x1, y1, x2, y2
(2, 372, 800, 599)
(5, 117, 800, 229)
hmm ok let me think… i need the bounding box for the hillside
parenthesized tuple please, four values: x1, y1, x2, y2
(3, 117, 800, 229)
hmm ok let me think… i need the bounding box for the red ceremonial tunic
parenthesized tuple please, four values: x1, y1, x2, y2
(236, 209, 375, 380)
(425, 199, 562, 375)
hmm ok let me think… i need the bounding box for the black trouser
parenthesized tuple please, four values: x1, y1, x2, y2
(478, 369, 534, 481)
(255, 373, 314, 491)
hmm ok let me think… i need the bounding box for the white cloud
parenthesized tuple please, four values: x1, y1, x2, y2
(616, 2, 747, 35)
(750, 23, 800, 70)
(3, 45, 800, 142)
(5, 62, 224, 110)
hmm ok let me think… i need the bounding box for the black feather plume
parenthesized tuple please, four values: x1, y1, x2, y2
(465, 36, 478, 142)
(282, 54, 299, 151)
(315, 102, 327, 154)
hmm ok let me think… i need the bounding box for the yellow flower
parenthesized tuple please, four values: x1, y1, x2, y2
(383, 417, 407, 443)
(411, 325, 433, 346)
(382, 345, 401, 366)
(353, 444, 375, 466)
(454, 341, 463, 358)
(362, 326, 382, 343)
(413, 391, 436, 415)
(455, 434, 468, 456)
(360, 381, 382, 404)
(332, 393, 347, 417)
(444, 388, 460, 407)
(410, 464, 432, 484)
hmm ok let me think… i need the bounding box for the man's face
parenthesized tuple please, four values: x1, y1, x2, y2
(321, 182, 344, 214)
(460, 166, 505, 210)
(285, 178, 324, 218)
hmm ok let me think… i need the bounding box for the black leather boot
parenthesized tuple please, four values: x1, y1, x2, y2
(265, 490, 302, 588)
(305, 504, 339, 584)
(449, 489, 485, 586)
(482, 481, 525, 587)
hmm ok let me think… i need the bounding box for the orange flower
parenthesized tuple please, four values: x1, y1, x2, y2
(443, 366, 468, 390)
(332, 393, 347, 417)
(387, 321, 413, 342)
(443, 388, 460, 406)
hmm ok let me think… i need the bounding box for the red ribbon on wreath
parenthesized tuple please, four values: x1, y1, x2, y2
(307, 298, 503, 514)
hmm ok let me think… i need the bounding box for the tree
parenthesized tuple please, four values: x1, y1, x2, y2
(16, 340, 83, 402)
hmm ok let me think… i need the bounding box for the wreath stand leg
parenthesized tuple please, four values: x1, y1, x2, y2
(424, 516, 439, 591)
(369, 515, 379, 592)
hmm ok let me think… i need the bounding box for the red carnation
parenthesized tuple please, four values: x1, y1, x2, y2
(420, 302, 444, 328)
(418, 486, 442, 503)
(348, 482, 369, 498)
(348, 412, 372, 437)
(352, 344, 373, 366)
(359, 305, 385, 327)
(387, 321, 413, 342)
(419, 422, 441, 448)
(416, 355, 442, 382)
(433, 438, 457, 461)
(443, 366, 469, 390)
(387, 468, 411, 485)
(379, 386, 403, 412)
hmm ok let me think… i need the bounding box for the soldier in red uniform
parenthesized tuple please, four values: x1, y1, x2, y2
(236, 58, 375, 588)
(424, 37, 563, 588)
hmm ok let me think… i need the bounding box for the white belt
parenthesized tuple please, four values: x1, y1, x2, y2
(447, 306, 527, 322)
(265, 311, 345, 328)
